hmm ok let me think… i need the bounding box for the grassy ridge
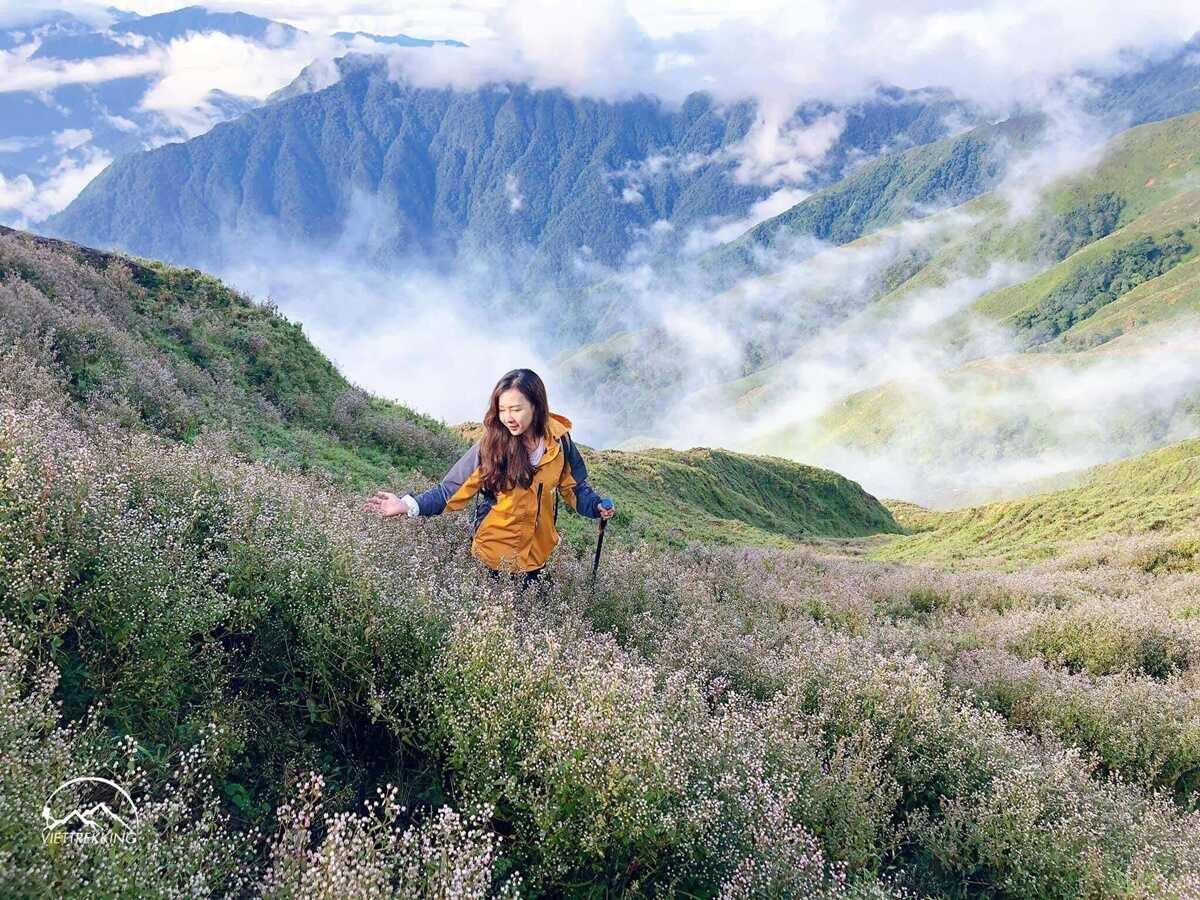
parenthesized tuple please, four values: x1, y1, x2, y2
(0, 224, 466, 491)
(879, 110, 1200, 315)
(872, 437, 1200, 566)
(967, 194, 1200, 329)
(580, 445, 901, 548)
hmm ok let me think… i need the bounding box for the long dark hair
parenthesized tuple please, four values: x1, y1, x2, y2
(480, 369, 550, 494)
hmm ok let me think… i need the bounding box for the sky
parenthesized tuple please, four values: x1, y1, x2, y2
(34, 1, 785, 43)
(6, 1, 1200, 111)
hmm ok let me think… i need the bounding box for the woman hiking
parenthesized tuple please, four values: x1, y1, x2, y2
(366, 368, 616, 592)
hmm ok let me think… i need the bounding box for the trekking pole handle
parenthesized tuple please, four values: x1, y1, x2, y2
(592, 498, 614, 580)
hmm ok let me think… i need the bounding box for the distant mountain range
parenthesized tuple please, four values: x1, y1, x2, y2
(43, 31, 1200, 295)
(44, 57, 976, 283)
(331, 31, 465, 48)
(0, 5, 463, 227)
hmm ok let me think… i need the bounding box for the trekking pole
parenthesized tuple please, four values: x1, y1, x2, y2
(591, 498, 614, 582)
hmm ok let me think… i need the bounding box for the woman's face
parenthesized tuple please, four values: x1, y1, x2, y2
(497, 387, 534, 438)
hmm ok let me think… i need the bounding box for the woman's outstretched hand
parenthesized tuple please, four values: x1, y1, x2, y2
(598, 501, 616, 520)
(366, 490, 406, 518)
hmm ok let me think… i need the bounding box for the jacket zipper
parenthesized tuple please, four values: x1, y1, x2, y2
(534, 482, 543, 527)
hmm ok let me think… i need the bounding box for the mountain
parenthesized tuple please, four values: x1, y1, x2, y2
(34, 29, 1200, 282)
(1086, 33, 1200, 128)
(46, 801, 135, 833)
(693, 34, 1200, 285)
(332, 31, 466, 48)
(704, 113, 1045, 279)
(44, 59, 978, 283)
(0, 7, 464, 229)
(672, 109, 1200, 505)
(0, 10, 98, 52)
(29, 6, 303, 59)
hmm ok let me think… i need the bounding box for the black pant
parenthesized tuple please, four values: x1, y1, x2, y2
(487, 565, 548, 593)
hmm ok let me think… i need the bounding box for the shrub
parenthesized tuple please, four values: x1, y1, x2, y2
(1002, 602, 1195, 679)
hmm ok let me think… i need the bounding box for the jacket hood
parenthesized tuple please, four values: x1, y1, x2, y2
(535, 412, 572, 467)
(547, 412, 572, 438)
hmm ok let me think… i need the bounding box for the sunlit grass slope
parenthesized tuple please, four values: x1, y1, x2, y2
(872, 437, 1200, 567)
(576, 446, 902, 549)
(878, 110, 1200, 341)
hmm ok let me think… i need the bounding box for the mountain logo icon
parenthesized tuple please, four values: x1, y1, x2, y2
(42, 777, 139, 842)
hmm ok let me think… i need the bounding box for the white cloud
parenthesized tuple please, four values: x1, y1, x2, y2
(372, 1, 1200, 115)
(0, 172, 36, 212)
(214, 223, 552, 428)
(731, 109, 846, 186)
(993, 81, 1113, 219)
(0, 144, 112, 225)
(504, 172, 524, 212)
(679, 186, 810, 254)
(104, 114, 139, 132)
(0, 48, 164, 93)
(106, 1, 498, 43)
(0, 136, 42, 154)
(52, 128, 93, 151)
(137, 32, 338, 135)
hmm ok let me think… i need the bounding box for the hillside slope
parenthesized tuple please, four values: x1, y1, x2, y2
(872, 436, 1200, 566)
(687, 110, 1200, 503)
(0, 226, 897, 547)
(707, 113, 1045, 277)
(0, 224, 464, 490)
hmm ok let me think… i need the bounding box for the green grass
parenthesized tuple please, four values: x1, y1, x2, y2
(870, 437, 1200, 566)
(965, 195, 1200, 327)
(564, 445, 901, 553)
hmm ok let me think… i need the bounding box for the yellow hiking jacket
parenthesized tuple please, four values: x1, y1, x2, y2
(409, 413, 604, 572)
